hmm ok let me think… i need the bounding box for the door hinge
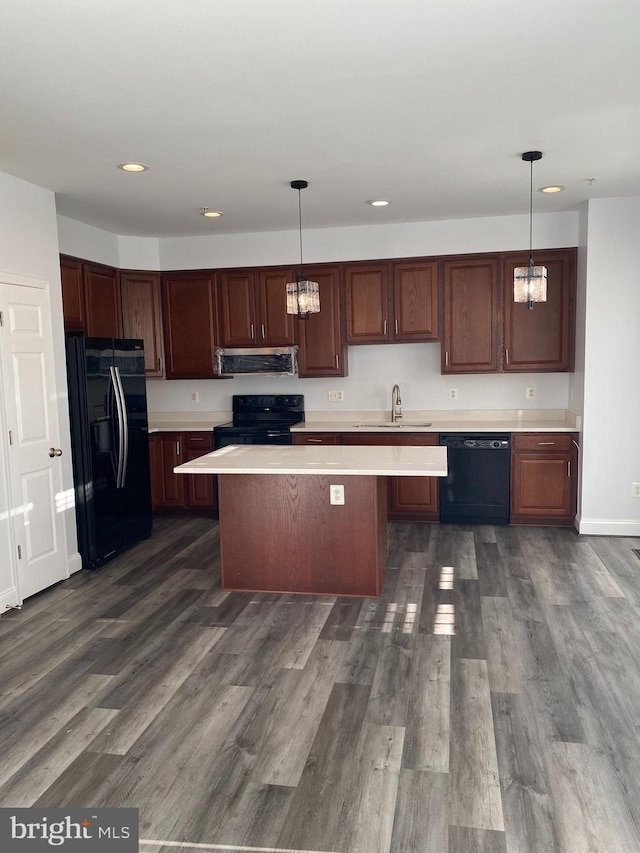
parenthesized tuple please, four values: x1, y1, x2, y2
(8, 430, 13, 445)
(0, 310, 4, 327)
(17, 544, 22, 560)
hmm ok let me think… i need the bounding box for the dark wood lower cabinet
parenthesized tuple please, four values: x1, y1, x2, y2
(510, 432, 578, 526)
(149, 432, 217, 514)
(295, 431, 439, 521)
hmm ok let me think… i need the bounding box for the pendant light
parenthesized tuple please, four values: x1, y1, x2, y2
(514, 151, 548, 310)
(286, 180, 320, 318)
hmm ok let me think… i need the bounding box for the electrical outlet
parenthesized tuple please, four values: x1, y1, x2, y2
(525, 386, 536, 400)
(190, 391, 200, 403)
(448, 388, 458, 401)
(328, 390, 344, 402)
(329, 484, 345, 505)
(632, 482, 640, 498)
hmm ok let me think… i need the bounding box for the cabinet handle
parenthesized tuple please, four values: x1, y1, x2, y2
(505, 349, 509, 364)
(335, 354, 339, 369)
(383, 320, 388, 335)
(176, 441, 180, 456)
(537, 441, 555, 445)
(395, 319, 398, 335)
(567, 460, 571, 478)
(261, 323, 265, 339)
(308, 439, 323, 443)
(191, 437, 204, 442)
(445, 351, 449, 366)
(250, 323, 254, 339)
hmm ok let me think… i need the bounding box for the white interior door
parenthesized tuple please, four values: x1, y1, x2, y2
(0, 278, 68, 601)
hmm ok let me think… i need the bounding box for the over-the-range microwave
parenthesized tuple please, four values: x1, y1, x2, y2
(216, 346, 298, 377)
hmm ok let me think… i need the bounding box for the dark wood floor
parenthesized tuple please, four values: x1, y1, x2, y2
(1, 517, 640, 853)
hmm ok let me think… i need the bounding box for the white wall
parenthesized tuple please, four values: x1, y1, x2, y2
(159, 211, 578, 270)
(146, 343, 571, 416)
(0, 172, 78, 599)
(579, 197, 640, 535)
(57, 215, 120, 266)
(118, 235, 161, 270)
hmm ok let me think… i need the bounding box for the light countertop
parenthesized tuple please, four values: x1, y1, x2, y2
(174, 444, 448, 477)
(292, 418, 577, 434)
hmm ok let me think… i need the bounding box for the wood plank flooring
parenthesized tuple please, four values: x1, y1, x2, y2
(1, 516, 640, 852)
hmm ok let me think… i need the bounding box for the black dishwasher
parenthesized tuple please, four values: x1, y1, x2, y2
(439, 434, 511, 524)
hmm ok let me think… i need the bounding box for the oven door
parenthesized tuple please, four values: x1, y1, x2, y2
(214, 427, 293, 449)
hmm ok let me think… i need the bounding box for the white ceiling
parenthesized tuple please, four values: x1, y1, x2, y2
(1, 0, 639, 238)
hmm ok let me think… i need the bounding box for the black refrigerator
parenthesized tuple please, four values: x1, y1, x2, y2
(66, 335, 152, 569)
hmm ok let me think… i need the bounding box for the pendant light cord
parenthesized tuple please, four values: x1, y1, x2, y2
(297, 189, 304, 277)
(528, 158, 534, 265)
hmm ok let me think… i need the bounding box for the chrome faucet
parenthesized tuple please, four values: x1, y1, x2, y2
(391, 384, 402, 422)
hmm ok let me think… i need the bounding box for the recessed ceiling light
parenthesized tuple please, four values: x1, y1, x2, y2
(200, 208, 224, 218)
(367, 199, 390, 207)
(538, 185, 565, 193)
(117, 162, 148, 172)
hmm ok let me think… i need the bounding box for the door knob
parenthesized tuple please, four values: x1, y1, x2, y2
(49, 447, 63, 457)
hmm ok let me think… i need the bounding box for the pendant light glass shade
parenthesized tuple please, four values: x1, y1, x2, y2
(286, 275, 320, 315)
(514, 151, 548, 310)
(286, 180, 320, 318)
(514, 258, 548, 305)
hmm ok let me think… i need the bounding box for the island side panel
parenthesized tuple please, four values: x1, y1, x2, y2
(218, 473, 387, 597)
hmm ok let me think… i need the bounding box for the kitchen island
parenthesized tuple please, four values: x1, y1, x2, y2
(175, 444, 447, 597)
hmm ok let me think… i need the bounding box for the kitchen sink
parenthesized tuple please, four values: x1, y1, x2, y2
(352, 422, 432, 428)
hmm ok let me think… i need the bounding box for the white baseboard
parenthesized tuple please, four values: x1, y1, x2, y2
(0, 585, 20, 615)
(67, 553, 83, 575)
(577, 518, 640, 537)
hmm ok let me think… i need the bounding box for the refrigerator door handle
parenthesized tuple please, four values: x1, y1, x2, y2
(114, 366, 129, 488)
(106, 369, 119, 483)
(110, 366, 126, 489)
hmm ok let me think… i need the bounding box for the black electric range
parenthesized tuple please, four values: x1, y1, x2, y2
(213, 394, 305, 449)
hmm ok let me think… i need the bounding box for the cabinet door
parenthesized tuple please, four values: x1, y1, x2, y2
(441, 258, 500, 373)
(84, 262, 121, 337)
(510, 434, 577, 525)
(257, 267, 296, 345)
(292, 433, 340, 445)
(219, 270, 257, 346)
(149, 433, 185, 509)
(393, 261, 439, 341)
(184, 432, 217, 511)
(297, 267, 347, 377)
(341, 432, 439, 520)
(120, 271, 165, 377)
(502, 248, 576, 372)
(345, 263, 390, 343)
(60, 256, 86, 332)
(161, 274, 220, 378)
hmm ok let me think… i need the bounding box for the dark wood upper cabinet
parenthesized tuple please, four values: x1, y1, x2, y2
(257, 267, 296, 345)
(345, 264, 390, 343)
(60, 256, 85, 332)
(502, 248, 576, 372)
(83, 262, 121, 338)
(219, 267, 296, 347)
(345, 260, 439, 344)
(120, 270, 165, 377)
(218, 270, 257, 347)
(442, 257, 501, 373)
(393, 260, 439, 341)
(161, 273, 222, 379)
(297, 266, 347, 377)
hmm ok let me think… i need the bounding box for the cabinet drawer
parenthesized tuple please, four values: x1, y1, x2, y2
(292, 433, 340, 445)
(512, 433, 577, 452)
(184, 432, 214, 451)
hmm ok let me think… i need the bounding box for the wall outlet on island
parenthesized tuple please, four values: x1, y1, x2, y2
(330, 485, 345, 505)
(328, 390, 344, 402)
